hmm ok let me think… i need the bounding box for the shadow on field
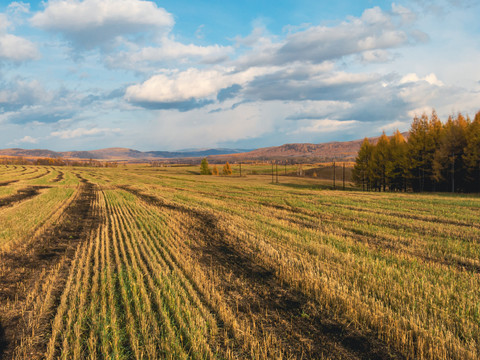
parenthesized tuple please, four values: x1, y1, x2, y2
(0, 175, 99, 358)
(280, 182, 333, 191)
(121, 185, 404, 360)
(0, 186, 50, 208)
(0, 322, 5, 358)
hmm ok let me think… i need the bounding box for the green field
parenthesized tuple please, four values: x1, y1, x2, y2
(0, 164, 479, 359)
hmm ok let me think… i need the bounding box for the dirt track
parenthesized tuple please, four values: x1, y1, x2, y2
(0, 177, 99, 359)
(120, 185, 404, 359)
(0, 186, 50, 209)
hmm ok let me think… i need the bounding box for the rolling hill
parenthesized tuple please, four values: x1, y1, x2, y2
(0, 133, 406, 162)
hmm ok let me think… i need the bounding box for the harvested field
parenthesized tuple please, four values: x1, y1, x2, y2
(50, 171, 64, 183)
(0, 186, 50, 209)
(0, 164, 478, 359)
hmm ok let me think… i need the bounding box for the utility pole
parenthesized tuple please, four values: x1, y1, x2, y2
(284, 161, 287, 175)
(239, 162, 242, 177)
(452, 152, 455, 193)
(333, 161, 336, 190)
(343, 162, 345, 190)
(276, 161, 279, 183)
(271, 161, 274, 184)
(362, 170, 365, 192)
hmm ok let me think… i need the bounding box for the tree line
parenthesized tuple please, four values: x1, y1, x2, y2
(352, 110, 480, 192)
(200, 158, 233, 175)
(0, 156, 120, 167)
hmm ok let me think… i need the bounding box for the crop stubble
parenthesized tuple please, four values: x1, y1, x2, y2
(0, 165, 478, 359)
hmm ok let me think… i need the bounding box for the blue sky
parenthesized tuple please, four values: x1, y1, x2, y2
(0, 0, 479, 151)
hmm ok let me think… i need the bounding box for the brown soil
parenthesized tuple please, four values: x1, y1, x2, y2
(0, 186, 50, 208)
(0, 176, 99, 359)
(50, 171, 64, 183)
(120, 185, 404, 360)
(261, 201, 480, 274)
(0, 181, 18, 187)
(26, 169, 50, 180)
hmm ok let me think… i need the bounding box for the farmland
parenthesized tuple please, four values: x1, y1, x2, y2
(0, 164, 479, 359)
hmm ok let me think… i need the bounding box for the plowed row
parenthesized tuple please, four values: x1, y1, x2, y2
(0, 165, 478, 359)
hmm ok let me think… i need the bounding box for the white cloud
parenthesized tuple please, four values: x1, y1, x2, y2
(7, 2, 30, 16)
(195, 24, 205, 39)
(290, 119, 359, 134)
(0, 14, 11, 32)
(106, 37, 233, 70)
(51, 127, 121, 139)
(376, 120, 409, 133)
(0, 79, 52, 106)
(391, 3, 416, 24)
(360, 49, 393, 63)
(400, 72, 444, 86)
(0, 34, 38, 61)
(361, 6, 390, 24)
(31, 0, 174, 50)
(125, 68, 232, 103)
(147, 100, 284, 149)
(0, 13, 38, 61)
(18, 135, 38, 144)
(125, 65, 281, 104)
(235, 5, 414, 69)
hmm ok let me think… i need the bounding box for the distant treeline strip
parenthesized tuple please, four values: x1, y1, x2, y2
(0, 157, 120, 167)
(352, 110, 480, 192)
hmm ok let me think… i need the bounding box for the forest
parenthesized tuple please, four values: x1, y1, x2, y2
(352, 110, 480, 192)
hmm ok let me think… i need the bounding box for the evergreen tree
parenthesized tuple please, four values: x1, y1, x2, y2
(200, 158, 211, 175)
(463, 111, 480, 192)
(222, 162, 232, 175)
(387, 130, 407, 191)
(407, 114, 430, 191)
(371, 132, 390, 191)
(352, 138, 373, 191)
(426, 110, 443, 190)
(433, 113, 469, 192)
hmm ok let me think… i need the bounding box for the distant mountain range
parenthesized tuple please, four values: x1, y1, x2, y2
(0, 133, 406, 162)
(0, 147, 252, 161)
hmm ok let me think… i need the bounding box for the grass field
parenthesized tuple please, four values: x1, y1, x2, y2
(0, 164, 479, 359)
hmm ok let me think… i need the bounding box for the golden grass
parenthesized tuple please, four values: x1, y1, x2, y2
(0, 164, 478, 359)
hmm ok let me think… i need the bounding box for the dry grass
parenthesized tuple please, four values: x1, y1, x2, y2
(0, 164, 478, 359)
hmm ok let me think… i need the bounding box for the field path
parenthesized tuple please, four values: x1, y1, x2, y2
(0, 175, 99, 359)
(120, 185, 404, 359)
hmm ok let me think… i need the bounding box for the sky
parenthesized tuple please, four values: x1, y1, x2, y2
(0, 0, 479, 151)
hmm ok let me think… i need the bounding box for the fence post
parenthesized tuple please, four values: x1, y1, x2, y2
(333, 161, 336, 190)
(272, 162, 274, 184)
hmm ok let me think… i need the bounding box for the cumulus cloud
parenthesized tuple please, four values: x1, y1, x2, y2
(376, 120, 410, 133)
(290, 119, 359, 135)
(31, 0, 174, 51)
(0, 79, 120, 125)
(17, 135, 38, 143)
(106, 38, 233, 70)
(7, 2, 30, 16)
(51, 127, 121, 139)
(234, 5, 415, 69)
(0, 13, 39, 62)
(125, 66, 280, 109)
(359, 49, 394, 63)
(400, 72, 444, 86)
(391, 3, 417, 24)
(0, 34, 38, 61)
(125, 62, 339, 109)
(242, 68, 380, 102)
(125, 68, 232, 104)
(0, 78, 55, 111)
